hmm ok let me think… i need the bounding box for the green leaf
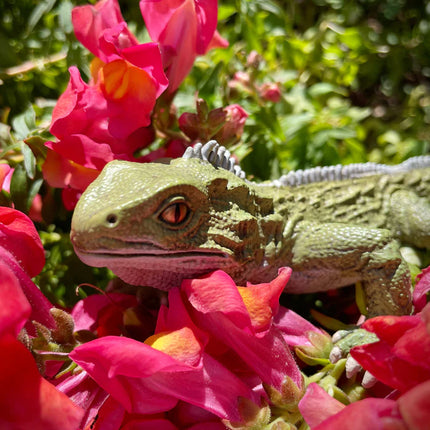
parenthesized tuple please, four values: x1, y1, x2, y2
(21, 141, 36, 179)
(10, 163, 42, 213)
(11, 106, 36, 141)
(25, 136, 48, 161)
(57, 0, 74, 34)
(308, 83, 347, 98)
(26, 0, 57, 36)
(198, 61, 224, 100)
(218, 4, 237, 21)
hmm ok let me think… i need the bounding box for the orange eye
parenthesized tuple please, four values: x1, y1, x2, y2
(159, 202, 189, 225)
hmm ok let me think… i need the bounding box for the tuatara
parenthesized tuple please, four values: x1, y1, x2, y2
(71, 141, 430, 317)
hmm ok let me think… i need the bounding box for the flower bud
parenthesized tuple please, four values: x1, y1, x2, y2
(259, 82, 282, 103)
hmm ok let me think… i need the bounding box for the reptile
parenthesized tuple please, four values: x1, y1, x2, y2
(71, 140, 430, 317)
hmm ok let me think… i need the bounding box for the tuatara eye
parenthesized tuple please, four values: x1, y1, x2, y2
(159, 201, 190, 225)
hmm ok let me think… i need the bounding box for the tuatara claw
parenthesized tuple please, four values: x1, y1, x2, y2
(329, 345, 344, 364)
(362, 371, 377, 389)
(345, 356, 361, 378)
(330, 327, 379, 385)
(331, 329, 350, 344)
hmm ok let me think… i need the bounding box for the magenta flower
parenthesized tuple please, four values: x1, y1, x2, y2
(45, 0, 168, 208)
(299, 380, 430, 429)
(351, 302, 430, 393)
(213, 104, 249, 145)
(0, 215, 84, 429)
(67, 285, 259, 425)
(180, 268, 303, 392)
(413, 266, 430, 312)
(0, 207, 55, 332)
(70, 332, 259, 422)
(140, 0, 228, 92)
(66, 268, 308, 427)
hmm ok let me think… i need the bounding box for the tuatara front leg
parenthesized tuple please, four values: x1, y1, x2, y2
(285, 221, 412, 384)
(285, 222, 412, 317)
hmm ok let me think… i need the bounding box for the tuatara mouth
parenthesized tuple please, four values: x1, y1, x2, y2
(74, 244, 233, 289)
(72, 235, 230, 267)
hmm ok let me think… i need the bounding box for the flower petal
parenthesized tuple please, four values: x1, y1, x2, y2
(72, 0, 137, 60)
(298, 383, 344, 428)
(0, 336, 84, 430)
(0, 260, 31, 338)
(71, 335, 258, 421)
(414, 266, 430, 312)
(397, 380, 430, 430)
(0, 206, 45, 277)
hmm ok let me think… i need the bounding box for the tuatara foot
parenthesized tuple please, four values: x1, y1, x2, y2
(329, 328, 379, 388)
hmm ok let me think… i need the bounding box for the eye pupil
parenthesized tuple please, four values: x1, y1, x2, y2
(175, 203, 181, 223)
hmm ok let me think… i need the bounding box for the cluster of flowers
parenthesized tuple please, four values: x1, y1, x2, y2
(2, 205, 430, 429)
(42, 0, 250, 210)
(3, 0, 429, 427)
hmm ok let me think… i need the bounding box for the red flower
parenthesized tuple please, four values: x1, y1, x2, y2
(0, 335, 84, 430)
(299, 381, 430, 430)
(0, 212, 84, 429)
(413, 265, 430, 312)
(351, 302, 430, 393)
(66, 269, 306, 427)
(259, 82, 282, 103)
(140, 0, 228, 92)
(180, 268, 303, 392)
(0, 207, 55, 332)
(213, 104, 248, 145)
(45, 0, 168, 208)
(0, 206, 44, 277)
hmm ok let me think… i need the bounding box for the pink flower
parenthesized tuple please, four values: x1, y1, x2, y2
(350, 302, 430, 393)
(72, 0, 138, 60)
(0, 237, 84, 429)
(413, 266, 430, 312)
(46, 0, 168, 208)
(70, 332, 258, 422)
(66, 287, 249, 427)
(66, 269, 307, 427)
(140, 0, 228, 91)
(298, 383, 345, 428)
(0, 164, 11, 190)
(259, 82, 282, 103)
(180, 268, 303, 392)
(179, 103, 248, 145)
(273, 307, 332, 365)
(213, 104, 248, 145)
(0, 207, 55, 332)
(299, 381, 430, 429)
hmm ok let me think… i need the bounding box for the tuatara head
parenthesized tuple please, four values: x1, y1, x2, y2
(71, 153, 274, 289)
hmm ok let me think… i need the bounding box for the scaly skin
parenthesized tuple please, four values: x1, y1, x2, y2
(71, 152, 430, 317)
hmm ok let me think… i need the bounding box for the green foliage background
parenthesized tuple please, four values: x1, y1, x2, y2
(0, 0, 429, 305)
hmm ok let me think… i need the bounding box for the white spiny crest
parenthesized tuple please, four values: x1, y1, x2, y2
(182, 141, 430, 187)
(182, 140, 247, 179)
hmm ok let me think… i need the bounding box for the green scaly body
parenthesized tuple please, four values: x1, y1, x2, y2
(71, 142, 430, 317)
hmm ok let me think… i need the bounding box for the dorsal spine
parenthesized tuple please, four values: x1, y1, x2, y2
(270, 155, 430, 187)
(181, 141, 430, 187)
